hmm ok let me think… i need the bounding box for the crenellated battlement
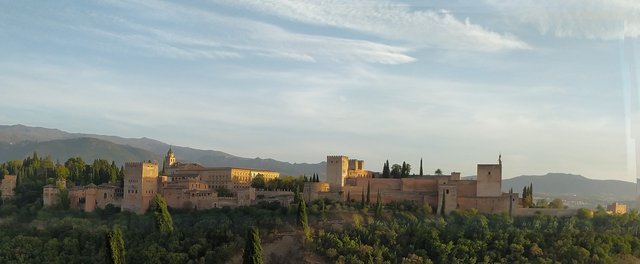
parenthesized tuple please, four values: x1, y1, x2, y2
(125, 161, 158, 167)
(125, 162, 141, 167)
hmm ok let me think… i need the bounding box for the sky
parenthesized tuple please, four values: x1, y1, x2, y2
(1, 0, 639, 180)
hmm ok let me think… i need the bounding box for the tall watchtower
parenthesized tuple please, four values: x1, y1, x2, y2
(122, 162, 159, 214)
(326, 155, 349, 191)
(476, 155, 502, 197)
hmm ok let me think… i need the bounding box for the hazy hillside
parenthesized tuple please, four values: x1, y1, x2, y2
(0, 124, 325, 177)
(0, 137, 161, 165)
(0, 124, 73, 143)
(503, 173, 636, 202)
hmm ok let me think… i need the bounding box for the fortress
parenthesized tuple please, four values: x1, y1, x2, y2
(43, 148, 279, 214)
(42, 149, 520, 215)
(306, 155, 519, 215)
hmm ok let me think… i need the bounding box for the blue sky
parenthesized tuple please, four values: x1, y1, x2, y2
(1, 0, 639, 180)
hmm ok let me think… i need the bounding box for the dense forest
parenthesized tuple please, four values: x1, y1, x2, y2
(315, 201, 640, 263)
(0, 196, 639, 263)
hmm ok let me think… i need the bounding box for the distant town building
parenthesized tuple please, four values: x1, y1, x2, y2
(607, 202, 627, 215)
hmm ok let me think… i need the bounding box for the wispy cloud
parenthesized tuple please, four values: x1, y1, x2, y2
(216, 0, 530, 51)
(75, 0, 415, 64)
(487, 0, 640, 40)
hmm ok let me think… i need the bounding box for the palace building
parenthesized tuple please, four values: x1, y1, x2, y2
(43, 148, 279, 214)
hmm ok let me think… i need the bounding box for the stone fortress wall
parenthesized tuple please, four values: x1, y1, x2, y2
(307, 155, 519, 215)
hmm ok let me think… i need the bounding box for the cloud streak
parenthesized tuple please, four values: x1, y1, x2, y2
(487, 0, 640, 40)
(83, 0, 415, 64)
(216, 0, 530, 51)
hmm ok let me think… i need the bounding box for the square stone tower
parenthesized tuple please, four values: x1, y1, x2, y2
(122, 162, 159, 214)
(476, 163, 502, 197)
(326, 156, 349, 191)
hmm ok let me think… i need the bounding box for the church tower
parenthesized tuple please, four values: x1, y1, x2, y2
(162, 147, 176, 175)
(165, 147, 176, 167)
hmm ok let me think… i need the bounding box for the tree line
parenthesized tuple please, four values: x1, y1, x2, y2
(0, 152, 123, 208)
(380, 159, 445, 178)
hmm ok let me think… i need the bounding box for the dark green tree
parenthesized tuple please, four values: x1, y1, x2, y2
(361, 187, 365, 208)
(216, 186, 234, 197)
(297, 198, 311, 240)
(401, 162, 411, 177)
(57, 188, 70, 210)
(242, 227, 263, 264)
(522, 184, 534, 208)
(390, 164, 402, 178)
(549, 198, 564, 209)
(440, 193, 446, 217)
(107, 226, 125, 264)
(293, 185, 301, 203)
(151, 195, 174, 233)
(347, 191, 351, 202)
(419, 158, 423, 176)
(250, 174, 266, 189)
(375, 190, 382, 217)
(366, 180, 371, 206)
(435, 168, 443, 175)
(382, 160, 390, 178)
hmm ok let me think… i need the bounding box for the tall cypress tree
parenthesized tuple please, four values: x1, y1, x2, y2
(401, 162, 407, 178)
(294, 185, 301, 203)
(440, 192, 446, 217)
(382, 160, 390, 178)
(366, 180, 371, 206)
(242, 227, 263, 264)
(419, 158, 423, 176)
(107, 226, 125, 264)
(151, 195, 173, 233)
(297, 198, 311, 240)
(347, 191, 351, 202)
(375, 190, 382, 217)
(361, 186, 365, 208)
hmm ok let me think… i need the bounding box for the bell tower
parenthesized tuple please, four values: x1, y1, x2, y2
(165, 147, 176, 167)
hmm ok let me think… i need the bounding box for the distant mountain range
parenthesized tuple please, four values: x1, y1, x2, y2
(0, 124, 325, 177)
(1, 124, 636, 203)
(502, 173, 636, 205)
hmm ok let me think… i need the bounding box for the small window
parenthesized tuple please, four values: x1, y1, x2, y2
(446, 189, 450, 194)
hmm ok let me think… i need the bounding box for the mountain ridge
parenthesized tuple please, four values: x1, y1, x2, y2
(0, 124, 325, 177)
(502, 173, 636, 203)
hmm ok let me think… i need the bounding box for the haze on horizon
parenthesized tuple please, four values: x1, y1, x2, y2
(1, 1, 639, 181)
